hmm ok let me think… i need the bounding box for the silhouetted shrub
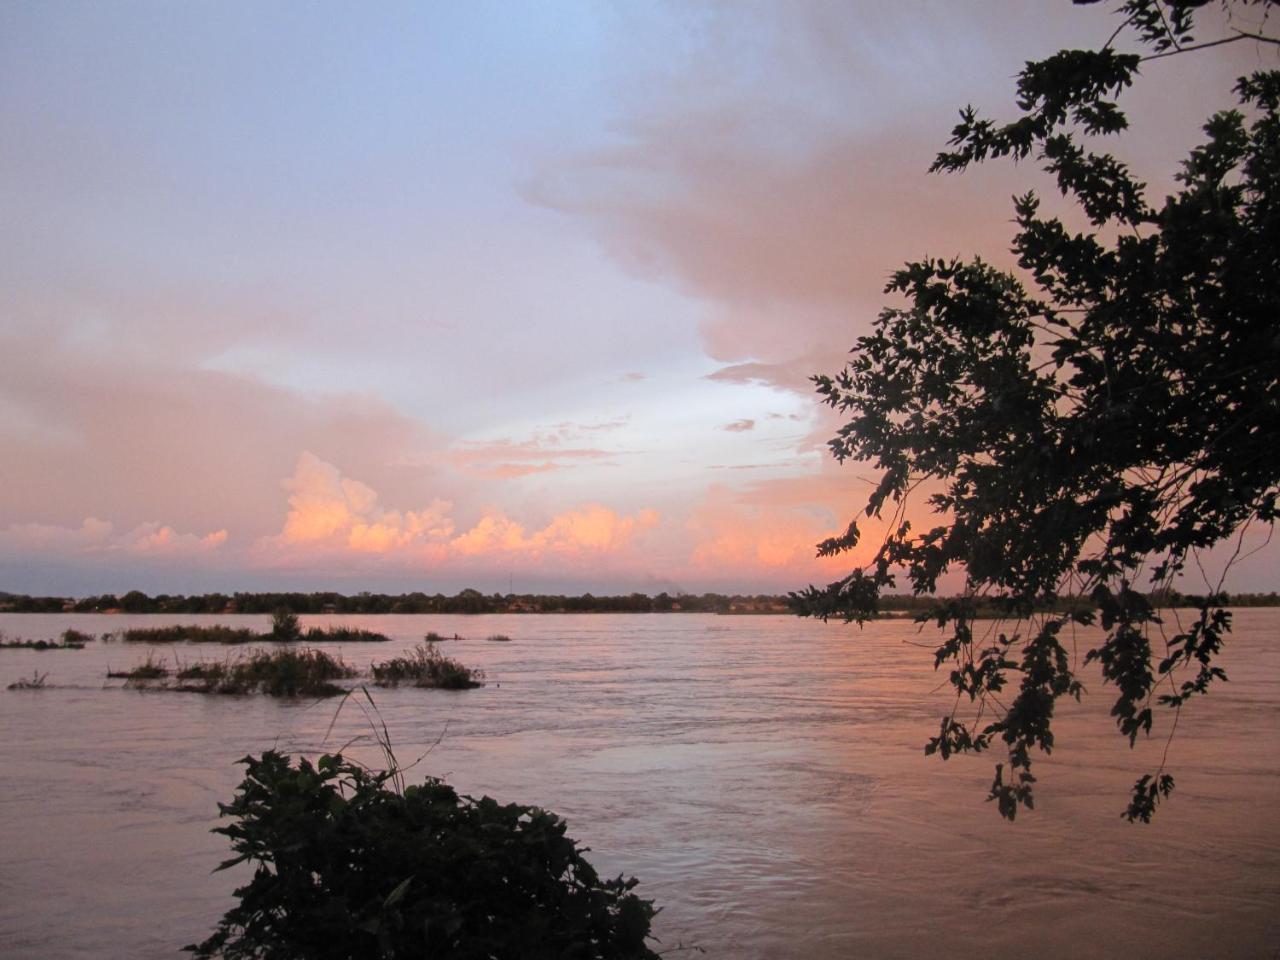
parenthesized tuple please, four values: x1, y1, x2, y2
(270, 609, 303, 643)
(372, 644, 483, 689)
(187, 752, 658, 959)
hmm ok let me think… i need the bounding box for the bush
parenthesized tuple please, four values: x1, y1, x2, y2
(372, 644, 484, 690)
(270, 609, 303, 643)
(187, 752, 658, 959)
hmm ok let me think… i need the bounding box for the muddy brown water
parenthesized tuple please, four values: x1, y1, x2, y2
(2, 610, 1277, 958)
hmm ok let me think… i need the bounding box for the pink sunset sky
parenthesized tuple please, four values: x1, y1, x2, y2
(2, 1, 1276, 595)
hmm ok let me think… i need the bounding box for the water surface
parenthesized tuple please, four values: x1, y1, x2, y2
(2, 611, 1277, 958)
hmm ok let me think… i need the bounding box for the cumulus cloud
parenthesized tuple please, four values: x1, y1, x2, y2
(681, 467, 888, 581)
(262, 453, 659, 564)
(277, 452, 454, 554)
(687, 496, 841, 572)
(0, 516, 228, 558)
(0, 330, 444, 541)
(451, 504, 660, 556)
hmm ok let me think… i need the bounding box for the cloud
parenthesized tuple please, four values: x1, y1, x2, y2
(261, 453, 659, 565)
(0, 330, 444, 542)
(451, 435, 621, 479)
(687, 494, 843, 572)
(0, 516, 228, 558)
(722, 419, 755, 433)
(276, 452, 454, 555)
(534, 2, 1257, 407)
(449, 505, 661, 557)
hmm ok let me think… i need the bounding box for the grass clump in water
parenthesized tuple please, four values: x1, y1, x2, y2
(304, 626, 392, 643)
(108, 653, 170, 680)
(0, 628, 92, 650)
(228, 648, 355, 696)
(110, 618, 389, 646)
(114, 625, 259, 645)
(8, 671, 49, 690)
(111, 648, 356, 696)
(372, 644, 484, 690)
(485, 634, 513, 643)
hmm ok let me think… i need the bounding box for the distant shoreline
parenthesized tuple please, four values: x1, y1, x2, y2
(3, 588, 1276, 617)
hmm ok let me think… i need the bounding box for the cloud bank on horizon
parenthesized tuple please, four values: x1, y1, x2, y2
(1, 1, 1275, 595)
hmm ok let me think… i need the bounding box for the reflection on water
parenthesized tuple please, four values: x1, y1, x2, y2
(1, 610, 1278, 958)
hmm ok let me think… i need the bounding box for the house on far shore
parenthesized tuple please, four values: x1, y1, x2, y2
(321, 603, 338, 614)
(61, 599, 76, 612)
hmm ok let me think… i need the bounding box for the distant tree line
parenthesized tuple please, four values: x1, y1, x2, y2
(0, 588, 1274, 616)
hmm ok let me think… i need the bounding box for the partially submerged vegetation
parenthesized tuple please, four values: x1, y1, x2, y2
(303, 625, 391, 643)
(485, 633, 513, 643)
(108, 653, 169, 680)
(0, 628, 94, 650)
(187, 648, 357, 697)
(103, 646, 495, 697)
(112, 625, 259, 645)
(371, 644, 484, 690)
(112, 648, 356, 697)
(7, 671, 49, 690)
(108, 619, 389, 646)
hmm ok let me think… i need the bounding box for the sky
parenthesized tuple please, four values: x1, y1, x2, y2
(1, 0, 1276, 596)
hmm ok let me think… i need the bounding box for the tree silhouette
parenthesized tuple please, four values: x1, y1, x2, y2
(794, 0, 1279, 821)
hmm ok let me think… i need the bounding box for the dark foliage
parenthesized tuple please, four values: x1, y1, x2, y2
(270, 609, 303, 643)
(114, 625, 260, 645)
(794, 2, 1280, 820)
(187, 752, 658, 959)
(5, 586, 1276, 616)
(0, 629, 91, 650)
(113, 648, 356, 697)
(304, 626, 392, 643)
(372, 643, 485, 690)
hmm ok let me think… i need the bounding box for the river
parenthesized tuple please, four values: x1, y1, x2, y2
(1, 610, 1277, 958)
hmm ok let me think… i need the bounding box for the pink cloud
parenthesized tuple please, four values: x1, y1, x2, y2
(0, 331, 445, 542)
(0, 517, 228, 558)
(274, 452, 454, 555)
(259, 454, 659, 566)
(450, 506, 660, 557)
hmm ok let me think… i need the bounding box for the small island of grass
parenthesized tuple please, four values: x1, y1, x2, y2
(371, 643, 484, 690)
(109, 617, 391, 646)
(106, 643, 483, 696)
(0, 628, 95, 650)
